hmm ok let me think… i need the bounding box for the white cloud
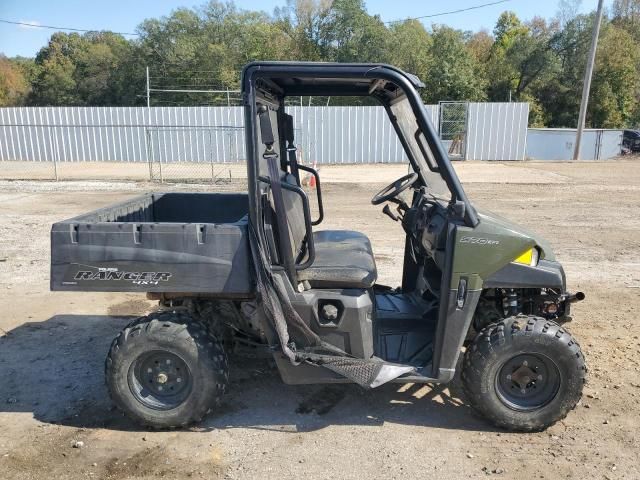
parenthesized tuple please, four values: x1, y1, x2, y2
(17, 20, 42, 30)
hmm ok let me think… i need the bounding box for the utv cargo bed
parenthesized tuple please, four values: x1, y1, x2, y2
(50, 192, 254, 295)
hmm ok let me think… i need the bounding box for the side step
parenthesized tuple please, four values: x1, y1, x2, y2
(301, 354, 415, 388)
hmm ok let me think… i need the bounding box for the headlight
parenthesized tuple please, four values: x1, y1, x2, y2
(513, 247, 539, 266)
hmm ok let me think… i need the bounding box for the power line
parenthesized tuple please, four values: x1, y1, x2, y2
(2, 1, 514, 36)
(384, 0, 512, 24)
(0, 18, 139, 36)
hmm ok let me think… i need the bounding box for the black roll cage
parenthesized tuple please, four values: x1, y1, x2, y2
(241, 62, 478, 273)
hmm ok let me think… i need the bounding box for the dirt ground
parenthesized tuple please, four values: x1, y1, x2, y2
(1, 160, 639, 480)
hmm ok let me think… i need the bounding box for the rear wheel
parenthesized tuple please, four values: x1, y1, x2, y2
(105, 311, 228, 428)
(462, 316, 586, 431)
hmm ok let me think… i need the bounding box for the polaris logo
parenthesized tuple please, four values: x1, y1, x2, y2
(74, 271, 172, 282)
(459, 236, 500, 245)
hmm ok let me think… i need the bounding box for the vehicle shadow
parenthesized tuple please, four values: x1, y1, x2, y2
(0, 315, 495, 433)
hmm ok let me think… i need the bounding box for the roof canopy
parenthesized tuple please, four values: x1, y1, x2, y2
(241, 62, 424, 99)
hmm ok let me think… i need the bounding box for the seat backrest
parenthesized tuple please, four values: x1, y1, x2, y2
(281, 173, 308, 263)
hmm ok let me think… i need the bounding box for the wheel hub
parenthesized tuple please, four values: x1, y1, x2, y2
(509, 363, 543, 393)
(496, 353, 561, 411)
(128, 351, 193, 410)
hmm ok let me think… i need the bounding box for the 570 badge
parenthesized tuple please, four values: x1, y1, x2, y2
(459, 236, 500, 245)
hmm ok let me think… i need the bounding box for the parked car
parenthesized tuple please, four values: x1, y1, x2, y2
(623, 129, 640, 153)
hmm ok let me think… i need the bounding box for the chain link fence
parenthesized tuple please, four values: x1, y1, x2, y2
(146, 126, 245, 185)
(0, 123, 249, 186)
(0, 107, 250, 185)
(439, 102, 469, 159)
(0, 124, 60, 180)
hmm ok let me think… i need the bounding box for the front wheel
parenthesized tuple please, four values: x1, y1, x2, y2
(462, 316, 586, 432)
(105, 311, 228, 428)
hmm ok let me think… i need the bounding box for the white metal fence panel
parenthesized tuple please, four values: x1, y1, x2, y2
(286, 104, 439, 164)
(289, 106, 396, 164)
(526, 128, 622, 160)
(0, 105, 441, 165)
(0, 107, 246, 164)
(599, 130, 624, 159)
(1, 103, 533, 166)
(466, 102, 529, 161)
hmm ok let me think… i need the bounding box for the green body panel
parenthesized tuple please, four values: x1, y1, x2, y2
(450, 208, 555, 289)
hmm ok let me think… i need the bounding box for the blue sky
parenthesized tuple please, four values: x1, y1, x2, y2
(0, 0, 611, 58)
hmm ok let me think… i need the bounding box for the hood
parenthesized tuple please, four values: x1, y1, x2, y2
(475, 207, 556, 262)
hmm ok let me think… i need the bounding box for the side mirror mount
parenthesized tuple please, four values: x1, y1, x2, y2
(449, 200, 466, 220)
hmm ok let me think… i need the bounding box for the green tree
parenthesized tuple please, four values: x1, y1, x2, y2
(0, 56, 32, 106)
(388, 20, 432, 81)
(11, 0, 639, 127)
(29, 31, 136, 106)
(422, 25, 486, 102)
(465, 29, 493, 65)
(589, 24, 640, 127)
(612, 0, 640, 40)
(493, 11, 528, 46)
(30, 33, 79, 105)
(536, 12, 640, 128)
(74, 32, 136, 105)
(486, 13, 559, 103)
(319, 0, 388, 62)
(136, 1, 293, 105)
(274, 0, 336, 61)
(535, 13, 594, 127)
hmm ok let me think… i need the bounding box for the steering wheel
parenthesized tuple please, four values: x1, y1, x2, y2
(371, 173, 419, 205)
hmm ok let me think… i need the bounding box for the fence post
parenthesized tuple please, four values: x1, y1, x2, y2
(209, 130, 215, 184)
(53, 151, 59, 181)
(463, 101, 471, 161)
(595, 130, 602, 160)
(52, 125, 60, 181)
(145, 128, 152, 181)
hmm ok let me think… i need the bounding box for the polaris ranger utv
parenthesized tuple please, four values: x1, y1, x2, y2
(51, 62, 586, 431)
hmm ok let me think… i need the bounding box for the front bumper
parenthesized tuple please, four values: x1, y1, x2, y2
(484, 259, 567, 290)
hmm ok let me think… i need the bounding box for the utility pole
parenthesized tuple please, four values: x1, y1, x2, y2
(146, 66, 150, 108)
(573, 0, 604, 160)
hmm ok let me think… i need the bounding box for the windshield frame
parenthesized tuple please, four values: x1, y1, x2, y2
(386, 96, 452, 202)
(375, 74, 478, 227)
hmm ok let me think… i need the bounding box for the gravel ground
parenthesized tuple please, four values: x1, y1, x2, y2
(0, 160, 639, 479)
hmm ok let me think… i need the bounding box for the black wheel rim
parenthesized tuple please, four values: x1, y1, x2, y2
(128, 350, 193, 410)
(495, 353, 561, 411)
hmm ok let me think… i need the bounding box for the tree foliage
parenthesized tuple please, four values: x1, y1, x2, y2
(28, 31, 136, 106)
(0, 56, 33, 106)
(423, 25, 486, 103)
(2, 0, 639, 127)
